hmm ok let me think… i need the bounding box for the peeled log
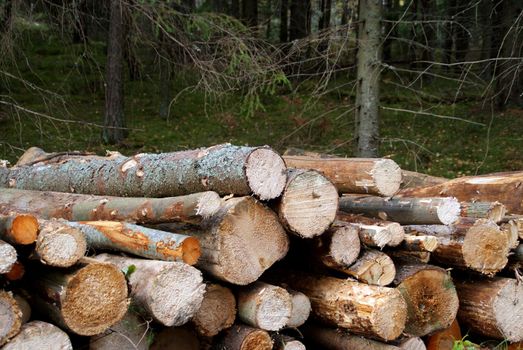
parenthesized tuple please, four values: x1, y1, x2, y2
(398, 171, 523, 214)
(401, 170, 447, 189)
(94, 254, 205, 326)
(0, 188, 221, 225)
(0, 290, 23, 346)
(275, 169, 338, 238)
(69, 221, 200, 265)
(35, 219, 87, 267)
(214, 324, 273, 350)
(2, 321, 72, 350)
(268, 271, 407, 341)
(314, 224, 361, 269)
(461, 201, 506, 223)
(2, 144, 287, 200)
(27, 262, 129, 336)
(339, 195, 460, 225)
(0, 240, 17, 274)
(337, 213, 405, 247)
(455, 277, 523, 342)
(338, 249, 396, 286)
(392, 263, 459, 337)
(286, 289, 312, 328)
(89, 312, 150, 350)
(237, 282, 292, 331)
(191, 283, 236, 337)
(0, 213, 38, 245)
(282, 155, 402, 196)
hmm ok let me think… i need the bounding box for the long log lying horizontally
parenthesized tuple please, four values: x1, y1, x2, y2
(94, 254, 205, 326)
(275, 169, 338, 238)
(0, 290, 23, 346)
(339, 195, 461, 225)
(1, 144, 287, 200)
(455, 277, 523, 342)
(400, 170, 447, 189)
(392, 263, 459, 337)
(460, 201, 506, 223)
(191, 283, 236, 337)
(0, 240, 17, 274)
(0, 188, 222, 225)
(2, 321, 73, 350)
(214, 324, 273, 350)
(0, 213, 38, 245)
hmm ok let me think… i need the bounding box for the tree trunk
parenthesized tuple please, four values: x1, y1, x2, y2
(282, 156, 402, 196)
(442, 0, 456, 68)
(455, 277, 523, 342)
(337, 249, 396, 286)
(231, 0, 240, 18)
(314, 224, 361, 269)
(279, 0, 288, 42)
(89, 312, 150, 350)
(94, 254, 205, 326)
(191, 283, 236, 337)
(2, 321, 72, 350)
(0, 213, 38, 245)
(214, 324, 273, 350)
(242, 0, 258, 27)
(159, 56, 172, 120)
(0, 290, 23, 346)
(460, 201, 506, 222)
(400, 170, 447, 189)
(339, 195, 461, 225)
(0, 239, 16, 274)
(289, 0, 310, 40)
(0, 188, 221, 225)
(2, 144, 287, 200)
(337, 213, 405, 247)
(275, 169, 338, 238)
(392, 263, 459, 337)
(355, 0, 382, 157)
(103, 0, 127, 144)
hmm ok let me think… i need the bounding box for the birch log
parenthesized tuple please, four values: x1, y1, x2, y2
(2, 144, 287, 200)
(0, 240, 17, 274)
(94, 254, 205, 326)
(0, 213, 38, 245)
(337, 213, 405, 247)
(0, 290, 23, 346)
(2, 321, 72, 350)
(0, 188, 221, 225)
(191, 283, 236, 337)
(214, 324, 273, 350)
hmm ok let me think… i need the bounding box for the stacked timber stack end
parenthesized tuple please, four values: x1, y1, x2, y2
(0, 144, 521, 349)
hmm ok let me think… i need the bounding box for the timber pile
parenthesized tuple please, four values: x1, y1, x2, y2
(0, 144, 521, 350)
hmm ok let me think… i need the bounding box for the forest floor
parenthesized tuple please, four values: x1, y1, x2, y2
(1, 34, 522, 178)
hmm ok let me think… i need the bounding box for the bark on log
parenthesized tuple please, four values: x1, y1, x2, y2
(150, 326, 200, 350)
(26, 262, 129, 336)
(0, 213, 38, 245)
(337, 213, 405, 247)
(89, 312, 150, 350)
(339, 195, 461, 225)
(237, 282, 293, 331)
(69, 221, 200, 265)
(94, 253, 204, 326)
(387, 250, 431, 264)
(398, 171, 523, 214)
(0, 188, 221, 225)
(275, 169, 338, 238)
(392, 263, 459, 337)
(156, 196, 289, 285)
(301, 324, 400, 350)
(34, 219, 87, 267)
(286, 289, 311, 328)
(272, 334, 306, 350)
(0, 240, 17, 274)
(0, 290, 23, 346)
(461, 201, 506, 223)
(426, 319, 462, 350)
(282, 155, 402, 196)
(2, 144, 287, 200)
(314, 224, 361, 269)
(2, 321, 72, 350)
(400, 234, 439, 252)
(455, 277, 523, 342)
(191, 283, 236, 337)
(400, 170, 447, 189)
(405, 219, 511, 275)
(214, 324, 273, 350)
(268, 271, 407, 341)
(336, 249, 396, 286)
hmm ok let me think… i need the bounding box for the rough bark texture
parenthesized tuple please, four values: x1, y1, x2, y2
(0, 290, 23, 346)
(337, 249, 396, 286)
(2, 321, 72, 350)
(94, 254, 205, 326)
(89, 312, 150, 350)
(400, 170, 447, 189)
(0, 239, 17, 274)
(268, 271, 407, 341)
(70, 221, 200, 265)
(237, 282, 292, 331)
(35, 219, 87, 267)
(0, 213, 38, 245)
(398, 172, 523, 214)
(214, 324, 273, 350)
(314, 224, 361, 269)
(0, 188, 222, 225)
(337, 213, 405, 247)
(26, 262, 129, 336)
(460, 201, 506, 223)
(392, 263, 459, 337)
(275, 169, 338, 238)
(191, 283, 236, 337)
(1, 144, 287, 200)
(455, 277, 523, 342)
(425, 319, 462, 350)
(340, 195, 461, 225)
(282, 156, 401, 196)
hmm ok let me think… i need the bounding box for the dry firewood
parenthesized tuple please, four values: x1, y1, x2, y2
(26, 261, 129, 336)
(2, 321, 72, 350)
(398, 171, 523, 214)
(336, 249, 396, 286)
(455, 277, 523, 342)
(156, 196, 289, 285)
(69, 221, 200, 265)
(0, 240, 17, 274)
(282, 155, 402, 196)
(286, 289, 311, 328)
(400, 170, 447, 189)
(405, 219, 511, 275)
(3, 144, 287, 200)
(392, 263, 459, 337)
(0, 213, 38, 245)
(460, 201, 506, 223)
(387, 250, 431, 264)
(0, 188, 221, 225)
(89, 312, 150, 350)
(150, 326, 200, 350)
(237, 282, 292, 331)
(268, 270, 406, 341)
(275, 169, 338, 238)
(400, 233, 439, 252)
(272, 334, 306, 350)
(94, 253, 204, 326)
(214, 324, 273, 350)
(314, 224, 361, 269)
(337, 212, 405, 247)
(339, 195, 461, 225)
(425, 319, 462, 350)
(191, 283, 236, 337)
(0, 290, 23, 346)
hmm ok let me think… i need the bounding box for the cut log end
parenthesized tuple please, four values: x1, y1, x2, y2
(386, 222, 406, 247)
(346, 249, 396, 286)
(493, 279, 523, 342)
(0, 291, 22, 346)
(195, 191, 222, 219)
(245, 148, 287, 200)
(0, 240, 17, 274)
(181, 236, 201, 265)
(436, 197, 461, 225)
(328, 225, 361, 266)
(255, 286, 292, 331)
(36, 222, 87, 267)
(9, 214, 39, 244)
(61, 263, 129, 336)
(240, 328, 273, 350)
(396, 337, 427, 350)
(372, 291, 409, 341)
(372, 159, 402, 196)
(192, 284, 236, 337)
(287, 290, 311, 328)
(2, 321, 72, 350)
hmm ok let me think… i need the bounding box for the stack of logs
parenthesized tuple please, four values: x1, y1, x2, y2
(0, 144, 522, 350)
